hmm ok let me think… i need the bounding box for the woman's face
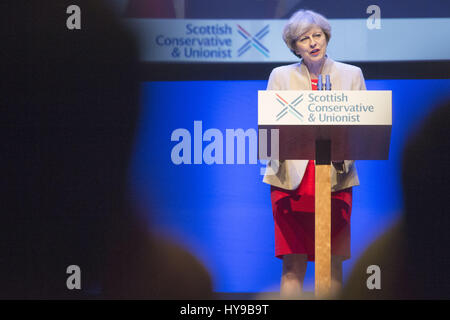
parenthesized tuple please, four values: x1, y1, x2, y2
(294, 26, 327, 64)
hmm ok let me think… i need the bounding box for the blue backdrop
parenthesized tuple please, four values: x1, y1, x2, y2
(129, 78, 450, 292)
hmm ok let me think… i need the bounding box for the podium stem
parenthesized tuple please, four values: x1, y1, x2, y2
(315, 140, 331, 298)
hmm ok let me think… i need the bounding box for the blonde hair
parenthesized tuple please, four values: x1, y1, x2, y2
(282, 10, 331, 58)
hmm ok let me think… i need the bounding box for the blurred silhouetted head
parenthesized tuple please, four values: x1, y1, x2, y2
(1, 1, 213, 300)
(401, 100, 450, 298)
(0, 0, 140, 298)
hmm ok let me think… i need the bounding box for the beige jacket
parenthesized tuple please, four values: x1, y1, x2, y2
(262, 57, 366, 191)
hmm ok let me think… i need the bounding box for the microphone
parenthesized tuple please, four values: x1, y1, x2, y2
(317, 74, 323, 90)
(325, 74, 331, 90)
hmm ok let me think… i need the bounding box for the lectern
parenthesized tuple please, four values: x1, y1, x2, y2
(258, 90, 392, 298)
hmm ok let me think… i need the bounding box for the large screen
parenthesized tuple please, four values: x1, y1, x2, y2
(108, 0, 450, 63)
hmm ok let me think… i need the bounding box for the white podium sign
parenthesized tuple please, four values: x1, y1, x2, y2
(258, 90, 392, 126)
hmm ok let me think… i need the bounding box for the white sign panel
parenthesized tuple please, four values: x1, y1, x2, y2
(123, 18, 450, 62)
(258, 90, 392, 125)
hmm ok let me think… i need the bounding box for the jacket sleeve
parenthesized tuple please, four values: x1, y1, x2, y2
(267, 68, 281, 90)
(336, 67, 366, 173)
(355, 67, 366, 90)
(264, 68, 282, 175)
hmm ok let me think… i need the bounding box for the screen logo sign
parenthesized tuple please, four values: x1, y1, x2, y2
(237, 24, 270, 58)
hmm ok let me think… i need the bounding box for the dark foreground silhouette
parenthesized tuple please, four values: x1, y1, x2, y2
(0, 1, 213, 299)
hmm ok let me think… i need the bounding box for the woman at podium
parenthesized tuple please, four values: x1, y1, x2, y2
(263, 9, 366, 298)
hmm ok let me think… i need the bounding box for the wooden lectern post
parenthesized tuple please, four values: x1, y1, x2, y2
(315, 140, 331, 298)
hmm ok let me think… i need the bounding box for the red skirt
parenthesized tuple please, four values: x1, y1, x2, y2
(271, 160, 352, 261)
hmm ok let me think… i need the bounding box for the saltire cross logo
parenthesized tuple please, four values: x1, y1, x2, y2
(237, 24, 270, 58)
(275, 93, 304, 121)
